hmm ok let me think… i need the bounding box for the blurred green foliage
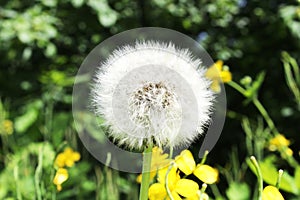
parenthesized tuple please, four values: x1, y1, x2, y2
(1, 0, 300, 199)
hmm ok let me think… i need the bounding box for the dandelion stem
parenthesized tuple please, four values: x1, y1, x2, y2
(169, 146, 173, 159)
(139, 144, 153, 200)
(250, 156, 263, 200)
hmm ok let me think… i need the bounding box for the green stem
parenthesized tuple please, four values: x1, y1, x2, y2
(165, 163, 174, 200)
(35, 147, 43, 200)
(250, 156, 263, 200)
(227, 81, 246, 94)
(276, 169, 283, 189)
(252, 98, 278, 134)
(200, 150, 209, 165)
(14, 166, 22, 200)
(228, 81, 278, 134)
(210, 184, 222, 199)
(139, 145, 153, 200)
(169, 146, 173, 159)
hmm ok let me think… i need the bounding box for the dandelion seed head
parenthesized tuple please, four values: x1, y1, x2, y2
(91, 40, 214, 150)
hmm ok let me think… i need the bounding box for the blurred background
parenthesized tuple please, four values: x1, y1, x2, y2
(0, 0, 300, 199)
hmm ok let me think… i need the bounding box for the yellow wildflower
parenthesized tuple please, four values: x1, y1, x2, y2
(175, 149, 196, 175)
(148, 183, 167, 200)
(1, 119, 13, 135)
(149, 165, 199, 200)
(137, 146, 171, 183)
(269, 134, 293, 156)
(186, 191, 209, 200)
(193, 164, 219, 184)
(262, 186, 285, 200)
(151, 146, 171, 169)
(205, 60, 232, 93)
(285, 148, 293, 156)
(53, 168, 69, 191)
(54, 147, 81, 168)
(269, 134, 290, 150)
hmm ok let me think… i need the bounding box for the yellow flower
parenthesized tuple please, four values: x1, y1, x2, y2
(54, 147, 81, 168)
(193, 164, 219, 184)
(53, 168, 69, 191)
(136, 171, 157, 183)
(1, 119, 13, 135)
(151, 146, 172, 170)
(137, 146, 171, 183)
(285, 148, 293, 156)
(148, 183, 167, 200)
(269, 134, 290, 151)
(262, 186, 285, 200)
(268, 134, 293, 156)
(148, 165, 199, 200)
(186, 191, 209, 200)
(205, 60, 232, 93)
(175, 149, 196, 175)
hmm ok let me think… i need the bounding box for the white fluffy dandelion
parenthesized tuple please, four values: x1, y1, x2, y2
(91, 41, 214, 150)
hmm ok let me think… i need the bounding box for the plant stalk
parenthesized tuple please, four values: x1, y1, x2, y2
(139, 145, 153, 200)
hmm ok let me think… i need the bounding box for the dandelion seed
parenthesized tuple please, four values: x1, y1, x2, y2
(91, 41, 214, 150)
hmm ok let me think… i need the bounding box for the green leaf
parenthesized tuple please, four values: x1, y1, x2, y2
(71, 0, 85, 7)
(45, 42, 57, 57)
(226, 182, 250, 200)
(51, 112, 70, 147)
(295, 166, 300, 190)
(14, 100, 43, 133)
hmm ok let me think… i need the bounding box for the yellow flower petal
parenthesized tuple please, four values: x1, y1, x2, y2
(65, 159, 75, 167)
(158, 165, 179, 190)
(220, 70, 232, 83)
(175, 150, 196, 175)
(53, 168, 69, 191)
(71, 152, 81, 161)
(262, 186, 285, 200)
(269, 134, 290, 148)
(285, 148, 293, 156)
(170, 190, 183, 200)
(3, 120, 13, 135)
(54, 154, 66, 168)
(210, 80, 221, 93)
(151, 146, 171, 170)
(175, 179, 199, 198)
(55, 147, 81, 168)
(56, 184, 62, 192)
(136, 171, 156, 183)
(205, 60, 232, 93)
(206, 66, 221, 81)
(193, 164, 219, 184)
(148, 183, 167, 200)
(215, 60, 223, 71)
